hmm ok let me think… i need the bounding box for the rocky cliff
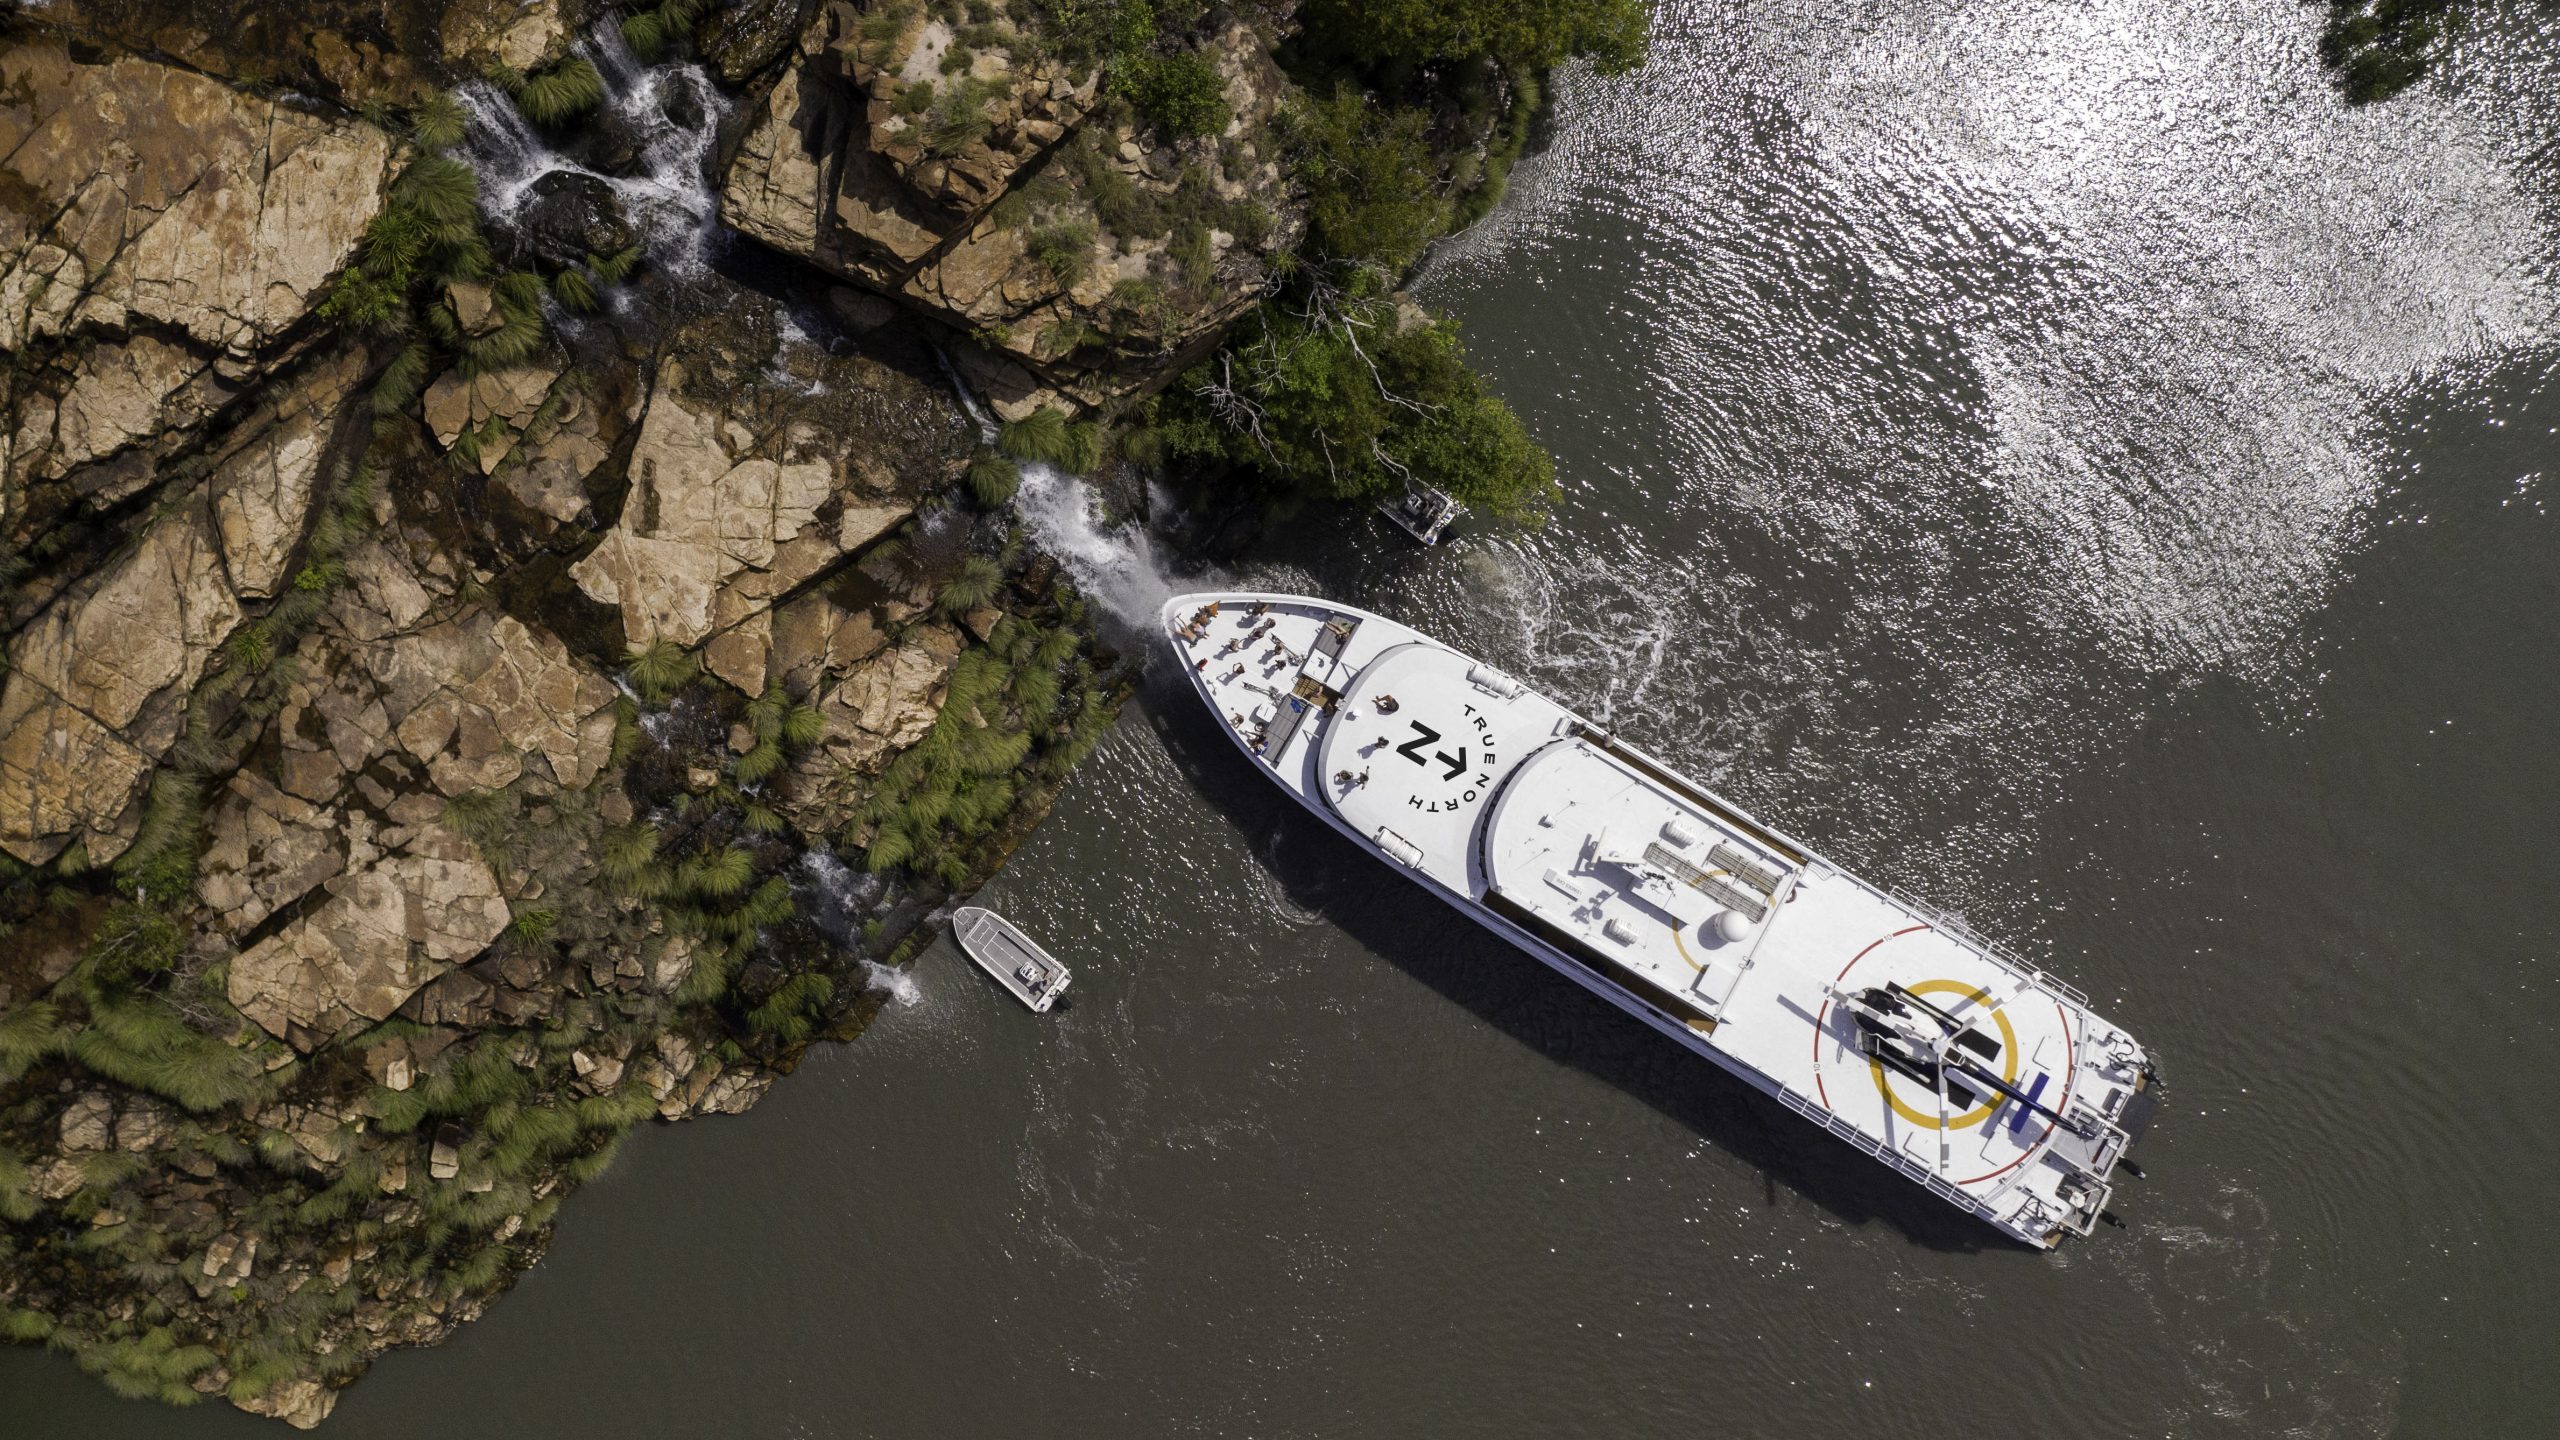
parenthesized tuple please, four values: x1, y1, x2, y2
(0, 0, 1567, 1416)
(0, 1, 1196, 1423)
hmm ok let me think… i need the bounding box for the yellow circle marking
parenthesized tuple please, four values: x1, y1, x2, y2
(1670, 926, 1704, 974)
(1868, 980, 2020, 1131)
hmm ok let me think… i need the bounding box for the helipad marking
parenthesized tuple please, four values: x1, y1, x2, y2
(1867, 979, 2019, 1132)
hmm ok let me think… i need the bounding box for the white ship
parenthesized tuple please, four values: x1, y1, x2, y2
(1163, 592, 2159, 1248)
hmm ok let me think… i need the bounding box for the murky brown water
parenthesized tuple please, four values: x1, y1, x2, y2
(11, 1, 2560, 1434)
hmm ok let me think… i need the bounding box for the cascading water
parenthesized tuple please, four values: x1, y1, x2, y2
(1011, 462, 1189, 629)
(796, 852, 923, 1009)
(455, 24, 732, 279)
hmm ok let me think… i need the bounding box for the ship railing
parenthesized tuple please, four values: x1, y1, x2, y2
(1773, 1087, 1987, 1216)
(1871, 888, 2090, 1010)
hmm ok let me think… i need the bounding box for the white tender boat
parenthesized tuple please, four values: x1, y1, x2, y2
(1164, 592, 2159, 1248)
(953, 907, 1071, 1013)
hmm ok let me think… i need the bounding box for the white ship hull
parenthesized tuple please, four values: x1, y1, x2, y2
(1164, 591, 2158, 1248)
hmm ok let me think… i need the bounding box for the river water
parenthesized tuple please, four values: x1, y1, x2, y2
(11, 0, 2559, 1433)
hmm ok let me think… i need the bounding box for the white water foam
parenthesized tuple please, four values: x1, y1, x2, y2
(1012, 463, 1189, 627)
(456, 26, 732, 279)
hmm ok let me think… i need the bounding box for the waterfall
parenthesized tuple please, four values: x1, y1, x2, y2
(1011, 463, 1189, 628)
(456, 24, 733, 279)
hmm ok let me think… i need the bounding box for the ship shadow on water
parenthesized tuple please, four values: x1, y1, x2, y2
(1139, 668, 2011, 1257)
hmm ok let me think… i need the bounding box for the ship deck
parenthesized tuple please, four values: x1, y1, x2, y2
(1165, 591, 2153, 1246)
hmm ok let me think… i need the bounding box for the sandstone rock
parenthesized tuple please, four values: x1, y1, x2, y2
(0, 497, 244, 863)
(428, 1127, 462, 1182)
(570, 370, 837, 647)
(445, 281, 501, 337)
(370, 606, 619, 795)
(59, 1092, 116, 1153)
(228, 823, 512, 1051)
(115, 1099, 177, 1152)
(439, 0, 571, 76)
(0, 41, 390, 500)
(197, 771, 347, 937)
(236, 1376, 336, 1430)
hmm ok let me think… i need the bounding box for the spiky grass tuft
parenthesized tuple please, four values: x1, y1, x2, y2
(625, 638, 697, 701)
(510, 57, 606, 127)
(964, 449, 1020, 508)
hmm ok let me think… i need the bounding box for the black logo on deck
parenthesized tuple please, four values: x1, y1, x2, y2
(1396, 706, 1499, 814)
(1395, 721, 1440, 766)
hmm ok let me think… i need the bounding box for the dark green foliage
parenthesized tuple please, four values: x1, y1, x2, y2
(552, 264, 601, 314)
(1027, 221, 1096, 286)
(0, 1002, 62, 1090)
(1025, 0, 1160, 67)
(457, 273, 549, 376)
(74, 1327, 218, 1405)
(626, 638, 698, 701)
(998, 406, 1073, 464)
(409, 91, 468, 151)
(2320, 0, 2463, 103)
(681, 845, 754, 900)
(966, 449, 1021, 507)
(508, 57, 607, 126)
(111, 771, 204, 905)
(319, 155, 487, 336)
(623, 0, 715, 61)
(85, 901, 187, 985)
(67, 993, 271, 1114)
(1162, 274, 1555, 520)
(371, 342, 434, 418)
(747, 972, 834, 1044)
(0, 1147, 41, 1224)
(589, 245, 643, 286)
(1110, 51, 1231, 138)
(937, 556, 1005, 616)
(1296, 0, 1647, 72)
(1285, 88, 1449, 270)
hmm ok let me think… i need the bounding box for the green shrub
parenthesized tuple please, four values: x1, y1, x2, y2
(1161, 276, 1555, 520)
(1027, 221, 1096, 287)
(1, 1307, 53, 1343)
(924, 79, 1002, 156)
(509, 57, 607, 126)
(372, 342, 434, 417)
(997, 406, 1071, 464)
(623, 0, 714, 61)
(552, 264, 601, 314)
(1294, 0, 1648, 72)
(681, 846, 754, 900)
(936, 556, 1004, 616)
(965, 450, 1021, 507)
(409, 91, 468, 151)
(589, 245, 643, 285)
(626, 638, 698, 701)
(1110, 52, 1231, 139)
(0, 1147, 39, 1223)
(74, 1327, 217, 1406)
(1287, 89, 1450, 270)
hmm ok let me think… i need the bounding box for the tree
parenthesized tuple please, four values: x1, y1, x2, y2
(1288, 89, 1451, 271)
(1296, 0, 1648, 74)
(1170, 271, 1556, 521)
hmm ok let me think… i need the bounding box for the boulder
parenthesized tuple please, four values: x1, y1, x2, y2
(509, 172, 638, 271)
(59, 1092, 116, 1153)
(570, 368, 837, 647)
(0, 41, 391, 503)
(227, 823, 512, 1051)
(0, 498, 243, 863)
